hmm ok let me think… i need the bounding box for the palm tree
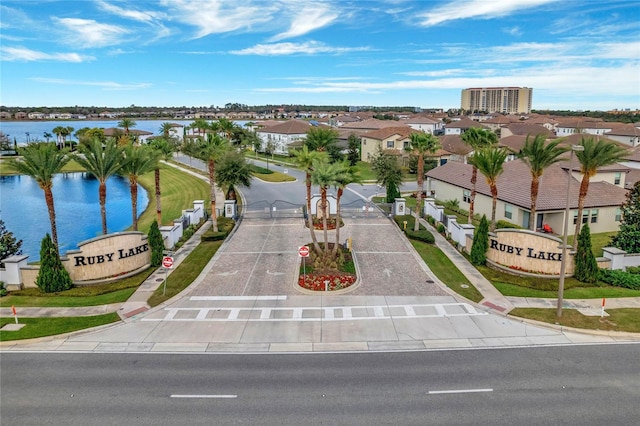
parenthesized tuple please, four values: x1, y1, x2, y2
(52, 126, 65, 148)
(120, 143, 161, 231)
(43, 132, 52, 143)
(310, 158, 341, 258)
(461, 127, 498, 223)
(64, 126, 74, 149)
(159, 122, 174, 139)
(118, 118, 137, 140)
(518, 135, 569, 230)
(469, 146, 508, 231)
(573, 137, 629, 247)
(215, 150, 252, 200)
(195, 134, 231, 233)
(190, 119, 209, 139)
(292, 146, 329, 213)
(406, 132, 441, 231)
(73, 139, 124, 234)
(215, 118, 238, 142)
(9, 142, 70, 252)
(149, 137, 175, 224)
(332, 161, 361, 257)
(305, 127, 339, 153)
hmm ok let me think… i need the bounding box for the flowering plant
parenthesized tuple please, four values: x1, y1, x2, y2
(298, 273, 356, 291)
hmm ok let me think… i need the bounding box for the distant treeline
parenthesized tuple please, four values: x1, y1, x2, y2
(532, 109, 639, 124)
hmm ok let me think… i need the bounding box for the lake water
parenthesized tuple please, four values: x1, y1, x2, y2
(0, 119, 251, 145)
(0, 173, 148, 261)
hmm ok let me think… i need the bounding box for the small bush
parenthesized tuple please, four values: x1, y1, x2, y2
(201, 232, 227, 241)
(426, 215, 435, 225)
(393, 214, 424, 231)
(436, 223, 445, 234)
(201, 217, 235, 241)
(625, 266, 640, 275)
(405, 230, 435, 243)
(495, 220, 521, 229)
(598, 268, 640, 290)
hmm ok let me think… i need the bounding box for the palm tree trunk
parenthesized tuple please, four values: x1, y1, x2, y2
(130, 178, 139, 231)
(529, 177, 539, 230)
(321, 188, 329, 256)
(469, 166, 478, 223)
(307, 205, 322, 255)
(333, 188, 343, 257)
(99, 182, 108, 234)
(415, 154, 424, 232)
(209, 160, 219, 233)
(573, 177, 590, 249)
(155, 168, 162, 225)
(490, 186, 498, 231)
(44, 187, 59, 253)
(306, 173, 312, 212)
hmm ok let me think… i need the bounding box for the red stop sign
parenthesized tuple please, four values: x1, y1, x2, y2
(298, 246, 310, 257)
(162, 256, 174, 268)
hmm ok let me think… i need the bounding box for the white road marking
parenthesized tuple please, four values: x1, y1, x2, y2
(170, 394, 238, 399)
(142, 303, 488, 323)
(190, 296, 287, 301)
(428, 388, 493, 395)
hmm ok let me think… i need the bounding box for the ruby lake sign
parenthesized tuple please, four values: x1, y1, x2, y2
(486, 229, 574, 276)
(61, 232, 151, 282)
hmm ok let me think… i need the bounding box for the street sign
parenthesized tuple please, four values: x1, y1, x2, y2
(162, 256, 174, 268)
(298, 246, 310, 258)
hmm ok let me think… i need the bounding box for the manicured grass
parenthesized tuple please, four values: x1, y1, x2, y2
(0, 269, 154, 307)
(0, 313, 120, 341)
(253, 171, 296, 182)
(493, 281, 640, 299)
(148, 240, 223, 307)
(509, 308, 640, 333)
(568, 231, 617, 256)
(410, 240, 483, 302)
(0, 158, 86, 175)
(135, 164, 211, 233)
(353, 161, 377, 181)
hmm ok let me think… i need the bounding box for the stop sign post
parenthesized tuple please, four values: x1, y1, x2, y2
(162, 255, 174, 296)
(299, 246, 309, 288)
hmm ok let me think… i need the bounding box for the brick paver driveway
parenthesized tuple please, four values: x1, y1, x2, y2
(189, 215, 448, 297)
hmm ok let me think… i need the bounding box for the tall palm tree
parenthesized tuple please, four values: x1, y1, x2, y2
(195, 134, 230, 233)
(215, 150, 252, 201)
(332, 161, 361, 257)
(159, 122, 174, 139)
(461, 127, 498, 223)
(469, 146, 508, 231)
(73, 139, 124, 234)
(149, 138, 175, 224)
(292, 146, 329, 213)
(310, 158, 340, 258)
(190, 119, 209, 139)
(52, 126, 65, 148)
(64, 126, 74, 149)
(518, 135, 569, 230)
(43, 131, 52, 142)
(573, 137, 629, 247)
(215, 118, 238, 142)
(406, 132, 441, 231)
(9, 142, 70, 252)
(120, 143, 161, 231)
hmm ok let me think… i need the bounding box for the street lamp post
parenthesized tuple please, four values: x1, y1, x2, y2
(557, 144, 585, 320)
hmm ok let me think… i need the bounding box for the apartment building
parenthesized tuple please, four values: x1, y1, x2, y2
(461, 87, 533, 114)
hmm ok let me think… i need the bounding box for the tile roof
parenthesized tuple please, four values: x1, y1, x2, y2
(341, 118, 408, 130)
(445, 117, 488, 129)
(361, 126, 414, 140)
(426, 159, 628, 211)
(257, 119, 311, 134)
(438, 135, 473, 155)
(504, 123, 552, 137)
(606, 124, 640, 137)
(498, 135, 528, 152)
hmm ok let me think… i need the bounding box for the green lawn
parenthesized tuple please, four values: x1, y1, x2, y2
(493, 281, 640, 299)
(0, 313, 120, 341)
(148, 240, 223, 307)
(410, 240, 483, 302)
(509, 308, 640, 333)
(0, 158, 86, 175)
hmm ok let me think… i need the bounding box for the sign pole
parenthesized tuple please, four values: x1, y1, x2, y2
(601, 298, 606, 318)
(11, 305, 18, 324)
(163, 267, 168, 296)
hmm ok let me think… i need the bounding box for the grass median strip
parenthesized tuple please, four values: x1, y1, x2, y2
(148, 240, 223, 307)
(509, 308, 640, 333)
(410, 240, 483, 302)
(0, 313, 120, 341)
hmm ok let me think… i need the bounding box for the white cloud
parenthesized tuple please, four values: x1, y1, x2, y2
(0, 46, 93, 62)
(30, 77, 150, 90)
(52, 17, 129, 47)
(230, 41, 370, 56)
(270, 2, 339, 41)
(96, 0, 166, 23)
(416, 0, 558, 27)
(502, 26, 523, 36)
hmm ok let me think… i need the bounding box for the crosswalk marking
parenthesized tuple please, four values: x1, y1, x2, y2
(142, 303, 488, 323)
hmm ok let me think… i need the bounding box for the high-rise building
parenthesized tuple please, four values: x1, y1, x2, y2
(461, 87, 532, 114)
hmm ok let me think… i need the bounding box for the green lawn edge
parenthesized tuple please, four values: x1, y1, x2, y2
(0, 313, 120, 341)
(509, 308, 640, 333)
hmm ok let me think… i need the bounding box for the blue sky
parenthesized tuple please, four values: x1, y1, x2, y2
(1, 0, 638, 110)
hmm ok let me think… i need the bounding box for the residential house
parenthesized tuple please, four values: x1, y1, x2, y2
(604, 125, 640, 147)
(404, 116, 443, 134)
(360, 126, 415, 163)
(555, 118, 616, 137)
(256, 119, 311, 154)
(426, 155, 629, 234)
(444, 117, 488, 135)
(341, 118, 405, 133)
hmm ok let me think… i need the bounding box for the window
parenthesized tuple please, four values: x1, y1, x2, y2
(582, 209, 589, 224)
(573, 211, 579, 225)
(504, 204, 513, 219)
(615, 208, 622, 222)
(590, 209, 599, 223)
(403, 141, 409, 149)
(463, 189, 471, 203)
(386, 140, 394, 149)
(614, 172, 621, 185)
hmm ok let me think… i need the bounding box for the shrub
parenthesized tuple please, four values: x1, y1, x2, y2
(436, 223, 445, 234)
(405, 230, 435, 243)
(574, 224, 598, 283)
(470, 215, 489, 266)
(148, 220, 164, 267)
(598, 268, 640, 290)
(36, 233, 73, 293)
(426, 215, 435, 225)
(495, 220, 521, 229)
(201, 217, 235, 241)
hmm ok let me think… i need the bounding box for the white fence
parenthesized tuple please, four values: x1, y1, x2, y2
(423, 198, 474, 248)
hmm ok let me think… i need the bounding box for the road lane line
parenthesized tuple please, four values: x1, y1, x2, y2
(428, 388, 493, 395)
(170, 394, 238, 399)
(190, 296, 287, 301)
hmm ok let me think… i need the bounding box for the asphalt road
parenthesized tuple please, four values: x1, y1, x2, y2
(2, 344, 639, 425)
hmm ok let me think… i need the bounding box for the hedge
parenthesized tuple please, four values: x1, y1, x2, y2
(393, 214, 435, 243)
(598, 268, 640, 290)
(201, 217, 236, 241)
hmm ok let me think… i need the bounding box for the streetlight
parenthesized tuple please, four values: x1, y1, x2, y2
(557, 144, 585, 320)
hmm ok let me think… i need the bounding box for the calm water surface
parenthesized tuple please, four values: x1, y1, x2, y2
(0, 173, 148, 261)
